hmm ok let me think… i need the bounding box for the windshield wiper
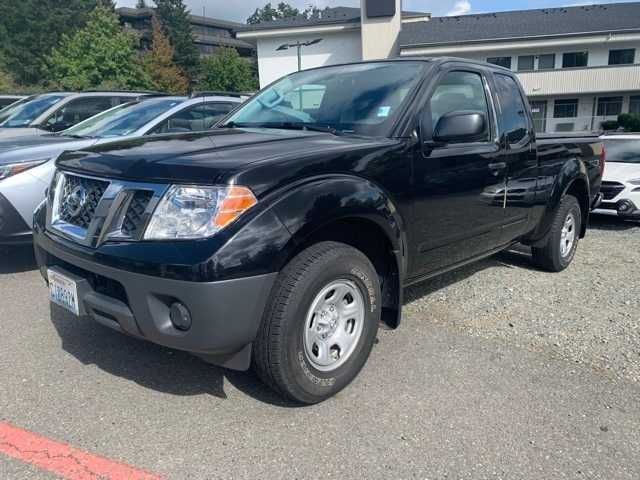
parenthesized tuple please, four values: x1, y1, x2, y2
(250, 122, 344, 136)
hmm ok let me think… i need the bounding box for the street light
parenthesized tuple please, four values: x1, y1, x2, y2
(276, 38, 323, 72)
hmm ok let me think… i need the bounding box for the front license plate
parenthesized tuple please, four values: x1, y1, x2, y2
(48, 269, 80, 316)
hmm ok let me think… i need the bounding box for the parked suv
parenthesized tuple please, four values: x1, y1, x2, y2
(593, 134, 640, 220)
(34, 59, 603, 404)
(0, 94, 242, 244)
(0, 91, 153, 139)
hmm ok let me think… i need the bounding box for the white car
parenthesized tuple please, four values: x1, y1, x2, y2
(0, 91, 148, 139)
(0, 94, 241, 244)
(593, 134, 640, 220)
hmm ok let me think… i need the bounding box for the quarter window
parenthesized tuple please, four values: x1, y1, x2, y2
(428, 70, 490, 143)
(487, 57, 512, 69)
(609, 49, 635, 65)
(554, 99, 578, 118)
(597, 96, 623, 116)
(493, 74, 529, 146)
(562, 52, 588, 68)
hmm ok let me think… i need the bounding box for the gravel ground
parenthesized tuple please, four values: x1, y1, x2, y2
(406, 214, 640, 384)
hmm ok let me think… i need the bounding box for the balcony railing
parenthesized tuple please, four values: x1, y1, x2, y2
(518, 64, 640, 97)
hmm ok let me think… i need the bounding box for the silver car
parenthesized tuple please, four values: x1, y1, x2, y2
(0, 91, 149, 139)
(0, 95, 26, 110)
(0, 94, 241, 244)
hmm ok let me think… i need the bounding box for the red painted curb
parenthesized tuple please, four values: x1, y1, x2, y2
(0, 422, 162, 480)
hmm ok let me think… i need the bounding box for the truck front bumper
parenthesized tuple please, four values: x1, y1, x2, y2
(34, 231, 277, 370)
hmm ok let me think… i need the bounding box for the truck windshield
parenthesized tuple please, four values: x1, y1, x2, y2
(604, 139, 640, 164)
(223, 62, 426, 137)
(62, 98, 185, 138)
(0, 94, 68, 128)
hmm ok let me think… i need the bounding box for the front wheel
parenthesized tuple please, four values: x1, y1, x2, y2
(532, 195, 582, 272)
(253, 241, 381, 404)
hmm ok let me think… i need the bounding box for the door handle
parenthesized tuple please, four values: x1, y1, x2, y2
(488, 162, 507, 176)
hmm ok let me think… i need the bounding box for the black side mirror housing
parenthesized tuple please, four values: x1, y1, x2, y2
(433, 111, 487, 144)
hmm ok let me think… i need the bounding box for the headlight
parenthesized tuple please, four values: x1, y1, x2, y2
(0, 158, 50, 181)
(144, 185, 257, 240)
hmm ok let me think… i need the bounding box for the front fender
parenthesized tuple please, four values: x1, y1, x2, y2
(270, 175, 408, 276)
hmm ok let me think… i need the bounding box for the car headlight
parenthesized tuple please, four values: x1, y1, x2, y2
(0, 158, 50, 181)
(144, 185, 258, 240)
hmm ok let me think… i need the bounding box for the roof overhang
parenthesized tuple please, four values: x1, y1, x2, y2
(400, 30, 640, 56)
(237, 22, 361, 40)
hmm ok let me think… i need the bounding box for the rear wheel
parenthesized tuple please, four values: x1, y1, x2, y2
(253, 241, 381, 404)
(532, 195, 582, 272)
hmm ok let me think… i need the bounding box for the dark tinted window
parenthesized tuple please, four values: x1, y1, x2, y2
(429, 70, 490, 142)
(517, 56, 534, 72)
(538, 54, 556, 70)
(629, 96, 640, 114)
(562, 52, 588, 68)
(44, 97, 115, 131)
(604, 140, 640, 164)
(487, 57, 512, 69)
(493, 74, 529, 146)
(597, 96, 623, 116)
(609, 49, 635, 65)
(554, 99, 578, 118)
(152, 102, 236, 134)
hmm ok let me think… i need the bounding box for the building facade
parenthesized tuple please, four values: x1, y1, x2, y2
(117, 7, 255, 59)
(399, 4, 640, 133)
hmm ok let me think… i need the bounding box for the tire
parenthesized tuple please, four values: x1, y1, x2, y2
(532, 195, 582, 272)
(253, 241, 381, 404)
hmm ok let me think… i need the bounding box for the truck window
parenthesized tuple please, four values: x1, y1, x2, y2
(429, 71, 490, 142)
(493, 74, 530, 147)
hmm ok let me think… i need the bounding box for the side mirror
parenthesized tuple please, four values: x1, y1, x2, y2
(433, 111, 487, 144)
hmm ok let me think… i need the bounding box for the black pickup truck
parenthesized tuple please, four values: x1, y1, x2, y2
(33, 58, 603, 404)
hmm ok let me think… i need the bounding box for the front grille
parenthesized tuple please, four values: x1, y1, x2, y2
(59, 175, 109, 229)
(121, 191, 153, 238)
(600, 181, 625, 201)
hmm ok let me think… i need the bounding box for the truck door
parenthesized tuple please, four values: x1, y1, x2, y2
(491, 73, 538, 244)
(410, 68, 507, 278)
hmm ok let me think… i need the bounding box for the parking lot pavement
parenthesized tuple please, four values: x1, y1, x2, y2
(1, 217, 639, 480)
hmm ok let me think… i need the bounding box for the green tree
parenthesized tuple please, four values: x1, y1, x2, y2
(247, 2, 301, 24)
(154, 0, 200, 83)
(47, 5, 150, 90)
(142, 16, 189, 94)
(199, 48, 258, 93)
(0, 0, 100, 85)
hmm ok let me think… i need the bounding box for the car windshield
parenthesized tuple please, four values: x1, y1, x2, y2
(63, 98, 185, 138)
(604, 139, 640, 164)
(0, 94, 68, 128)
(223, 61, 426, 137)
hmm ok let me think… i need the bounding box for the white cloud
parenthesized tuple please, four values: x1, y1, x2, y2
(447, 0, 472, 16)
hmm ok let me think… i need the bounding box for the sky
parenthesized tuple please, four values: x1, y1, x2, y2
(116, 0, 639, 22)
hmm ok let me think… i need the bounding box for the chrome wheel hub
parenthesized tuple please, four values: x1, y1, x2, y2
(303, 280, 365, 372)
(560, 212, 576, 258)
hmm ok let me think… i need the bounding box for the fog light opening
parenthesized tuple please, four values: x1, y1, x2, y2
(170, 302, 192, 331)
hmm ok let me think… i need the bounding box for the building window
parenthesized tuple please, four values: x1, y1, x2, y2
(562, 52, 588, 68)
(597, 97, 623, 116)
(630, 96, 640, 114)
(554, 99, 579, 118)
(538, 54, 556, 70)
(609, 49, 635, 65)
(487, 57, 512, 69)
(517, 56, 534, 72)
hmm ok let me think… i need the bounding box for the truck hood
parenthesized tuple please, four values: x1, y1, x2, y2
(56, 129, 390, 184)
(603, 162, 640, 182)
